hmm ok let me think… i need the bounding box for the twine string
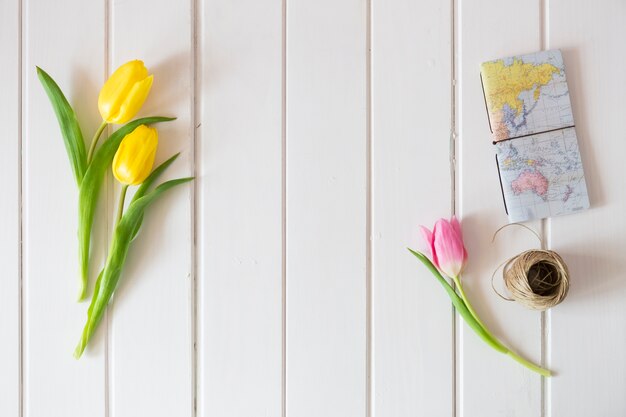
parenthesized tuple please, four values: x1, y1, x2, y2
(492, 222, 543, 245)
(491, 224, 570, 311)
(491, 258, 514, 301)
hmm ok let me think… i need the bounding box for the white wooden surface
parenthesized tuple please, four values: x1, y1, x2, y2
(3, 0, 625, 416)
(0, 0, 20, 415)
(107, 0, 194, 416)
(548, 1, 626, 415)
(371, 1, 454, 416)
(285, 1, 367, 416)
(23, 1, 105, 416)
(456, 2, 543, 416)
(198, 0, 283, 416)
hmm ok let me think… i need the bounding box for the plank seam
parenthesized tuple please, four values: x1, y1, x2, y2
(540, 1, 551, 416)
(191, 0, 199, 412)
(18, 0, 24, 414)
(365, 0, 372, 414)
(281, 0, 287, 416)
(451, 0, 459, 415)
(450, 0, 457, 217)
(104, 0, 111, 414)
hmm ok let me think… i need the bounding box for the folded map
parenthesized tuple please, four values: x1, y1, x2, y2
(481, 49, 589, 222)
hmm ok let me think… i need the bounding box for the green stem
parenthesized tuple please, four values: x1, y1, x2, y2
(451, 276, 552, 376)
(116, 185, 129, 227)
(453, 276, 490, 335)
(409, 248, 553, 377)
(87, 120, 108, 164)
(77, 274, 87, 302)
(507, 351, 552, 377)
(409, 249, 507, 354)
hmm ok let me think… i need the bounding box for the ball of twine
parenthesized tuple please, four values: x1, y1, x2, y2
(501, 249, 569, 310)
(492, 224, 570, 311)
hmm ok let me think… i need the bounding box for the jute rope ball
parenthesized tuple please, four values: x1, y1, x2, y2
(501, 249, 569, 310)
(492, 224, 570, 311)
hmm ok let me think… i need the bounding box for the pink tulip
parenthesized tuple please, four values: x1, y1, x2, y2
(409, 218, 552, 376)
(420, 216, 468, 278)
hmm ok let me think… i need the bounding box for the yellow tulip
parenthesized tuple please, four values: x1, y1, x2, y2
(112, 125, 158, 186)
(98, 60, 154, 124)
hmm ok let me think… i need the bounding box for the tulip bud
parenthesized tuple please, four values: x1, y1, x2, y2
(420, 216, 468, 278)
(98, 60, 154, 124)
(112, 125, 158, 185)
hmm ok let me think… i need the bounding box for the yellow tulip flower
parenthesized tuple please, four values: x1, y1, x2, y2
(87, 60, 154, 164)
(98, 60, 154, 124)
(112, 125, 158, 186)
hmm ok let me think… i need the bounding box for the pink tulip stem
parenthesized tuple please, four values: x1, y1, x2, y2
(452, 275, 501, 347)
(452, 275, 552, 377)
(416, 216, 552, 377)
(87, 120, 108, 164)
(409, 248, 552, 376)
(506, 351, 552, 377)
(452, 276, 489, 332)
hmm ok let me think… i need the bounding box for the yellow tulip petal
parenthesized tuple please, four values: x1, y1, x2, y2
(112, 125, 158, 185)
(107, 75, 154, 124)
(130, 130, 158, 185)
(98, 60, 150, 123)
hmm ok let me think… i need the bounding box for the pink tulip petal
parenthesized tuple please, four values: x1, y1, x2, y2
(450, 216, 463, 240)
(433, 218, 467, 278)
(450, 216, 468, 267)
(419, 225, 433, 244)
(418, 225, 434, 260)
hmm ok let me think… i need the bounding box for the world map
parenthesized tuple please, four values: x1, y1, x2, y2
(481, 50, 573, 142)
(483, 50, 589, 222)
(495, 128, 589, 222)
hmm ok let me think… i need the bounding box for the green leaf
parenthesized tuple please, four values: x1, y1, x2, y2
(74, 177, 194, 358)
(76, 116, 175, 301)
(133, 153, 181, 203)
(129, 153, 181, 241)
(407, 248, 508, 354)
(36, 66, 87, 186)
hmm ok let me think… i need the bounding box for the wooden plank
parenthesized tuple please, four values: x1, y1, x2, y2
(456, 1, 544, 415)
(370, 1, 454, 416)
(547, 1, 626, 415)
(196, 0, 283, 416)
(22, 0, 106, 415)
(108, 0, 193, 415)
(0, 0, 20, 414)
(285, 1, 367, 416)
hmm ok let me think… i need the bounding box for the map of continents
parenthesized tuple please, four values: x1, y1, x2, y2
(495, 128, 589, 223)
(481, 50, 573, 142)
(481, 50, 588, 222)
